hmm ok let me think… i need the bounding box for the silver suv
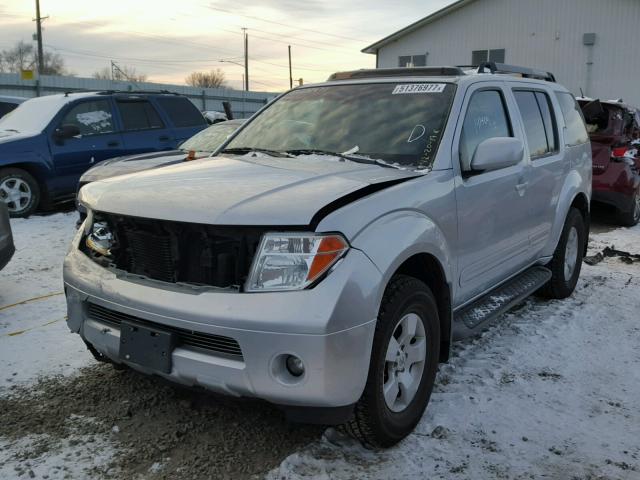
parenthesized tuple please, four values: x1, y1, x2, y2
(64, 64, 592, 447)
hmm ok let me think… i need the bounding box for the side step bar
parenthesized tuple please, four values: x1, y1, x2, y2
(452, 266, 552, 340)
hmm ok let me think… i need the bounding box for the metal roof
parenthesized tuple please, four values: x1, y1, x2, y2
(362, 0, 479, 54)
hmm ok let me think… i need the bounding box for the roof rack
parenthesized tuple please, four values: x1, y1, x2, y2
(477, 62, 556, 82)
(328, 66, 465, 81)
(95, 90, 180, 95)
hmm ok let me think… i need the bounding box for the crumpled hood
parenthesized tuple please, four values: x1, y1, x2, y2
(80, 154, 423, 226)
(80, 150, 186, 183)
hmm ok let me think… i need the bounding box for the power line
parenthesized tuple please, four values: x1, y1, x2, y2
(206, 5, 372, 43)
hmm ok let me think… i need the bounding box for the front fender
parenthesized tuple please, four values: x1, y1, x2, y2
(348, 210, 454, 317)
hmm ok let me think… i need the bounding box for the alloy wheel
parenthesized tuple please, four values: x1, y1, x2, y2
(0, 177, 32, 214)
(383, 312, 427, 413)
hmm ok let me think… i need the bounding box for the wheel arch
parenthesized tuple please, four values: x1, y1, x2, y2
(392, 253, 452, 363)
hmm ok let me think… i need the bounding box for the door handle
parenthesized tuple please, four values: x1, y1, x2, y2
(159, 135, 170, 141)
(107, 141, 119, 147)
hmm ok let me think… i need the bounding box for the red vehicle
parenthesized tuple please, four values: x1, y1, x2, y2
(579, 99, 640, 226)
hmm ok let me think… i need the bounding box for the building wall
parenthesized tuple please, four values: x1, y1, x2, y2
(0, 73, 277, 118)
(377, 0, 640, 105)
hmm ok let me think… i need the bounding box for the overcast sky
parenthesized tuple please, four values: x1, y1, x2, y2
(0, 0, 453, 91)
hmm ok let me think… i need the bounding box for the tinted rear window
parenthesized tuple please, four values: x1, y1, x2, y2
(556, 92, 588, 146)
(117, 100, 164, 131)
(0, 102, 19, 118)
(156, 97, 206, 128)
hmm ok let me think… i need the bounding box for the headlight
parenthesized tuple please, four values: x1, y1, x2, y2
(245, 233, 349, 292)
(86, 220, 114, 257)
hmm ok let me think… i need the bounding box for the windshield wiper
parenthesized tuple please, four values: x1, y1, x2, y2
(285, 149, 400, 169)
(221, 147, 292, 158)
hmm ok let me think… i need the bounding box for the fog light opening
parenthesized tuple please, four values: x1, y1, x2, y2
(285, 355, 305, 377)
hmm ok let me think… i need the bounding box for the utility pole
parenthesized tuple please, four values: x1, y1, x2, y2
(288, 45, 293, 89)
(34, 0, 45, 75)
(243, 28, 249, 92)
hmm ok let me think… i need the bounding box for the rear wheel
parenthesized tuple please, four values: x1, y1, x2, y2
(0, 168, 40, 218)
(617, 188, 640, 227)
(539, 208, 586, 299)
(343, 275, 440, 448)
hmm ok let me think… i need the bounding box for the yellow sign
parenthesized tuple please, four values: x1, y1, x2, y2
(20, 70, 34, 80)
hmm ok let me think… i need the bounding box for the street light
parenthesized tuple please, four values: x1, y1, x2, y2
(220, 59, 247, 91)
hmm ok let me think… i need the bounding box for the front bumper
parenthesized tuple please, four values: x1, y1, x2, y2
(63, 241, 381, 409)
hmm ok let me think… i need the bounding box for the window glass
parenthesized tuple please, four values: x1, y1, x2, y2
(116, 100, 164, 131)
(61, 100, 114, 136)
(156, 97, 207, 128)
(472, 50, 488, 65)
(556, 92, 588, 146)
(227, 83, 457, 169)
(535, 92, 557, 152)
(0, 102, 19, 118)
(399, 55, 427, 67)
(181, 123, 239, 152)
(514, 91, 548, 158)
(460, 90, 512, 170)
(489, 49, 505, 63)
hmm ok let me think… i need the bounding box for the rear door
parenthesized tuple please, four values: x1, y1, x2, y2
(453, 83, 533, 305)
(115, 97, 174, 154)
(154, 96, 207, 146)
(49, 98, 123, 190)
(510, 86, 567, 258)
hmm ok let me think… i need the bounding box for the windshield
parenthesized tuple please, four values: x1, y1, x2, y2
(0, 96, 67, 133)
(181, 122, 239, 152)
(226, 82, 456, 169)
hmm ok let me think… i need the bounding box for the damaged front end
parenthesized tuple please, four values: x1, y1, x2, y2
(81, 212, 275, 291)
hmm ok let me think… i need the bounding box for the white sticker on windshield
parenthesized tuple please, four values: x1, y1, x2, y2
(392, 84, 446, 95)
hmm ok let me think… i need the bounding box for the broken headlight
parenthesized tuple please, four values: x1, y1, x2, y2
(245, 233, 349, 292)
(86, 220, 114, 257)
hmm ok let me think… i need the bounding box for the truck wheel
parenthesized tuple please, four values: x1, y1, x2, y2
(539, 208, 586, 299)
(343, 275, 440, 448)
(617, 188, 640, 227)
(0, 168, 40, 218)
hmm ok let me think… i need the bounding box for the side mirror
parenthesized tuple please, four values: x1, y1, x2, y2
(54, 124, 81, 140)
(470, 137, 524, 172)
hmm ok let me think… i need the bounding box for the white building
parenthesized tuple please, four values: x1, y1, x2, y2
(363, 0, 640, 105)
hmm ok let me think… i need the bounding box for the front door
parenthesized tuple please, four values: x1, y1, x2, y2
(50, 99, 123, 194)
(453, 85, 532, 305)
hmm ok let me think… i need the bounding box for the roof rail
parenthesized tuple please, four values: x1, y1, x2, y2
(477, 62, 556, 82)
(95, 89, 180, 95)
(328, 66, 465, 81)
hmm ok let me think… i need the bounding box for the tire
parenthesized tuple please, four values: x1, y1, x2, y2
(0, 167, 40, 218)
(616, 188, 640, 227)
(343, 275, 440, 448)
(538, 208, 586, 299)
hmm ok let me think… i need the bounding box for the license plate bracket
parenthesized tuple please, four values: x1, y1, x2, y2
(119, 321, 175, 374)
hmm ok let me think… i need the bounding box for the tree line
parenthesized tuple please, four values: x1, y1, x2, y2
(1, 40, 228, 88)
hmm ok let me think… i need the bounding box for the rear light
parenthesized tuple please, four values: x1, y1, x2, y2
(612, 147, 628, 159)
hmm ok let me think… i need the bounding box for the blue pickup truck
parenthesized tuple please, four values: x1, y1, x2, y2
(0, 91, 207, 217)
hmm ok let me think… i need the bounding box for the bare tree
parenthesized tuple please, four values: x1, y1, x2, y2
(0, 41, 67, 75)
(185, 69, 226, 88)
(93, 65, 148, 82)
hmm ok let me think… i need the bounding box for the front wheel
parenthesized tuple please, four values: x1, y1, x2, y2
(343, 275, 440, 448)
(0, 168, 40, 218)
(539, 207, 586, 299)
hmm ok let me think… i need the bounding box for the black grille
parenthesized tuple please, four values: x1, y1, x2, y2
(86, 213, 269, 289)
(87, 303, 243, 359)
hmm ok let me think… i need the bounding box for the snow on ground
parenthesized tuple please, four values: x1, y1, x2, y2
(1, 213, 639, 479)
(0, 213, 94, 393)
(270, 224, 640, 480)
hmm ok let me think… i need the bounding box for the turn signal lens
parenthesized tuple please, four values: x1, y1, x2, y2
(245, 233, 349, 292)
